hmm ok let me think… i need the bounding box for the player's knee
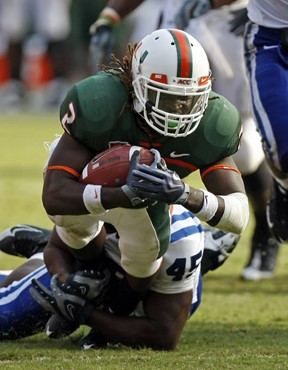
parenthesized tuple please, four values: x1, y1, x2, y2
(121, 257, 162, 279)
(233, 118, 264, 175)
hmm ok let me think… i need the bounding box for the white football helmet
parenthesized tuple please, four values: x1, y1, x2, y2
(132, 28, 211, 137)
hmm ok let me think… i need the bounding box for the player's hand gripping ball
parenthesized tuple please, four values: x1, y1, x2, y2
(80, 144, 154, 187)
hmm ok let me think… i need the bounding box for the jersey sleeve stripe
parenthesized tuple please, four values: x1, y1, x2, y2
(170, 207, 203, 244)
(171, 210, 195, 223)
(164, 157, 198, 172)
(0, 265, 48, 304)
(200, 164, 241, 179)
(45, 165, 81, 178)
(170, 225, 202, 244)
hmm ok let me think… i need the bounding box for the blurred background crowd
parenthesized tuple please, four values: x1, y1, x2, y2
(0, 0, 163, 112)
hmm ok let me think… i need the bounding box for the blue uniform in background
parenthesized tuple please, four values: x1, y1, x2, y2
(244, 20, 288, 173)
(0, 265, 51, 340)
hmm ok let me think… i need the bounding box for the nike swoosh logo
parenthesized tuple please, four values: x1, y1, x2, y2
(79, 286, 87, 295)
(170, 151, 190, 158)
(46, 327, 54, 337)
(83, 343, 96, 350)
(199, 76, 209, 85)
(67, 304, 76, 319)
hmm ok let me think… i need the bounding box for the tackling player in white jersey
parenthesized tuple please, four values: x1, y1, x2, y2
(0, 205, 239, 349)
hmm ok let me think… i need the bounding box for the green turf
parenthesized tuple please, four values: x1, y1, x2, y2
(0, 113, 288, 369)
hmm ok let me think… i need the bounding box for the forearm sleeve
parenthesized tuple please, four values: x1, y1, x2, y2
(216, 192, 249, 234)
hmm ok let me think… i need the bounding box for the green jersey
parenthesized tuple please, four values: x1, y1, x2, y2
(60, 72, 242, 179)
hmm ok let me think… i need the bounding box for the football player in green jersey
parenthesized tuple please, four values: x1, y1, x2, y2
(42, 28, 249, 317)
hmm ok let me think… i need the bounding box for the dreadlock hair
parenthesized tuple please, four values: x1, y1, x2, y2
(99, 43, 137, 119)
(100, 43, 135, 93)
(99, 43, 153, 136)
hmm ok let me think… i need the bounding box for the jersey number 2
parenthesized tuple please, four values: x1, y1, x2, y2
(61, 102, 76, 133)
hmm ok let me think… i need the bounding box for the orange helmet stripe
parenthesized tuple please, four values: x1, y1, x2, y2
(168, 29, 192, 78)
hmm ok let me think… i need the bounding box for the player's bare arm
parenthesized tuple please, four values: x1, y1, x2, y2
(104, 0, 145, 19)
(186, 155, 246, 226)
(89, 0, 145, 38)
(43, 226, 107, 283)
(43, 133, 134, 216)
(87, 290, 192, 350)
(30, 275, 192, 351)
(131, 154, 248, 234)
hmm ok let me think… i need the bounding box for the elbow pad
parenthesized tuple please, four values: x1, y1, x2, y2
(216, 192, 249, 234)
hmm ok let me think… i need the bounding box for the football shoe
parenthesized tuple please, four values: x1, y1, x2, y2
(0, 224, 51, 258)
(45, 314, 79, 339)
(201, 227, 240, 275)
(241, 237, 279, 281)
(82, 328, 108, 350)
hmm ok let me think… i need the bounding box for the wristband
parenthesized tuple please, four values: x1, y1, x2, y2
(176, 183, 190, 204)
(121, 184, 146, 206)
(83, 184, 106, 214)
(194, 189, 218, 222)
(98, 7, 121, 26)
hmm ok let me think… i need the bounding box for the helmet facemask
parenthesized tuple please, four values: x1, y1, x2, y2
(133, 74, 211, 137)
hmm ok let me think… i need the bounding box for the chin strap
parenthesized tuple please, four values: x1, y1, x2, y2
(145, 100, 154, 114)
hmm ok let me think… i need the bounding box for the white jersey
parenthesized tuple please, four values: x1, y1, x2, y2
(159, 0, 248, 28)
(0, 206, 203, 337)
(159, 0, 183, 28)
(247, 0, 288, 28)
(104, 204, 204, 313)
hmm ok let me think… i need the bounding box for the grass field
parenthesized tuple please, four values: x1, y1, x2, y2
(0, 113, 288, 369)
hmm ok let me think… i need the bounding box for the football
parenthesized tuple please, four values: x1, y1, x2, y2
(80, 144, 154, 187)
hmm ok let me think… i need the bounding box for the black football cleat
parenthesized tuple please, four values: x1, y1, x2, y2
(241, 213, 280, 281)
(82, 328, 108, 349)
(267, 180, 288, 243)
(0, 224, 51, 258)
(201, 227, 240, 275)
(45, 314, 79, 339)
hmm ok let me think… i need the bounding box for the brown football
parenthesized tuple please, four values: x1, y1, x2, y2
(80, 144, 154, 187)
